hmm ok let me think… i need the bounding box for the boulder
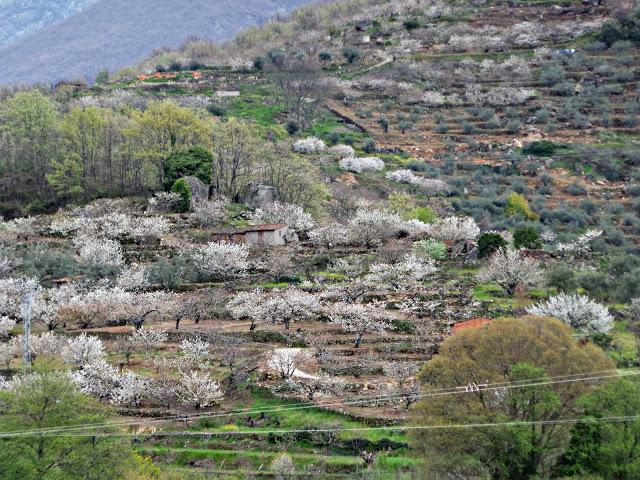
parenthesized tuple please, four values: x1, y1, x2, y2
(181, 176, 209, 205)
(242, 183, 278, 209)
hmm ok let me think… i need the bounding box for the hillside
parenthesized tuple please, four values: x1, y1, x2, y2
(0, 0, 98, 47)
(0, 0, 639, 478)
(0, 0, 318, 84)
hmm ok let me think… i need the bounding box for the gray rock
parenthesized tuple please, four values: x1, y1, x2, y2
(242, 183, 278, 208)
(181, 176, 209, 206)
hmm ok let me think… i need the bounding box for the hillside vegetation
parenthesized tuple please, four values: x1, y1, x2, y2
(0, 0, 318, 84)
(1, 0, 640, 478)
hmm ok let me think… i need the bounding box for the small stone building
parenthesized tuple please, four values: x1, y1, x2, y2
(213, 224, 295, 246)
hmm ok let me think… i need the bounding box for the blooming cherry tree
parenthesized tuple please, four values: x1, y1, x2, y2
(348, 206, 403, 247)
(0, 316, 15, 338)
(190, 241, 249, 280)
(130, 327, 168, 352)
(62, 333, 105, 367)
(71, 360, 120, 401)
(267, 348, 309, 379)
(328, 303, 389, 347)
(251, 201, 314, 232)
(293, 137, 325, 154)
(477, 249, 542, 295)
(386, 169, 448, 194)
(178, 338, 210, 368)
(555, 229, 602, 259)
(177, 370, 223, 409)
(365, 254, 437, 290)
(339, 156, 385, 173)
(111, 371, 148, 407)
(526, 293, 613, 334)
(228, 288, 320, 330)
(262, 288, 321, 330)
(308, 223, 352, 248)
(75, 236, 124, 271)
(427, 216, 480, 255)
(329, 144, 355, 157)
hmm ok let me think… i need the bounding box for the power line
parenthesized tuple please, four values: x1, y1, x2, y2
(4, 414, 639, 438)
(3, 368, 638, 438)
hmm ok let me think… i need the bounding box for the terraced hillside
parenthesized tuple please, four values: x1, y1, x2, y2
(0, 0, 639, 479)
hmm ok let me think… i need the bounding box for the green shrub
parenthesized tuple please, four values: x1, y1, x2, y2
(319, 51, 332, 62)
(342, 47, 361, 64)
(171, 179, 192, 212)
(409, 206, 438, 224)
(163, 146, 213, 190)
(363, 138, 376, 153)
(403, 18, 421, 30)
(505, 192, 538, 220)
(286, 120, 300, 135)
(565, 182, 587, 196)
(413, 239, 447, 260)
(505, 119, 523, 134)
(513, 227, 542, 250)
(598, 9, 640, 46)
(477, 233, 508, 258)
(523, 140, 559, 157)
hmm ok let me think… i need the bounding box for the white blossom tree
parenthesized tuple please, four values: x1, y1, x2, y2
(75, 236, 125, 271)
(62, 333, 105, 367)
(477, 249, 542, 295)
(251, 201, 314, 232)
(0, 342, 15, 369)
(339, 156, 385, 173)
(262, 288, 321, 330)
(329, 144, 355, 157)
(308, 223, 352, 248)
(427, 216, 480, 256)
(30, 331, 65, 357)
(365, 254, 437, 291)
(526, 293, 613, 334)
(130, 327, 168, 352)
(386, 169, 448, 194)
(555, 229, 602, 259)
(328, 303, 389, 348)
(193, 197, 229, 227)
(228, 288, 319, 330)
(267, 349, 309, 379)
(116, 265, 150, 292)
(71, 360, 120, 401)
(178, 338, 210, 369)
(177, 370, 223, 409)
(227, 289, 267, 330)
(190, 241, 249, 280)
(271, 453, 295, 480)
(0, 316, 15, 338)
(348, 206, 403, 247)
(111, 371, 148, 407)
(32, 284, 79, 331)
(292, 137, 325, 154)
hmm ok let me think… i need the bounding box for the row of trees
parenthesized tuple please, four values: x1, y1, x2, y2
(0, 91, 324, 216)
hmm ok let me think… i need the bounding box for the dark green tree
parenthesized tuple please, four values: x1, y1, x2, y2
(513, 227, 543, 250)
(555, 379, 640, 478)
(478, 232, 508, 258)
(163, 146, 213, 191)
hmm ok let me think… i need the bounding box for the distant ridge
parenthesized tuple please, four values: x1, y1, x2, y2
(0, 0, 316, 85)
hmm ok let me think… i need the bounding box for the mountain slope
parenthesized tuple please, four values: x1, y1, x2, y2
(0, 0, 316, 85)
(0, 0, 98, 47)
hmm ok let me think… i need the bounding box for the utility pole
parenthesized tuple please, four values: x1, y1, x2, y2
(20, 280, 39, 371)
